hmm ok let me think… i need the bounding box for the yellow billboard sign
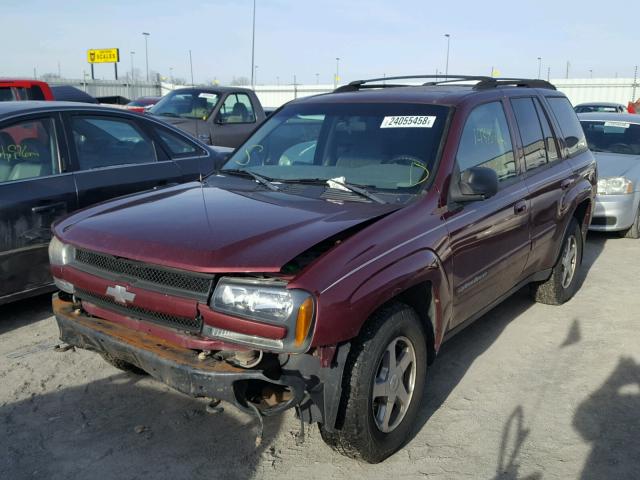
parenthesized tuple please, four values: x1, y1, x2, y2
(87, 48, 120, 64)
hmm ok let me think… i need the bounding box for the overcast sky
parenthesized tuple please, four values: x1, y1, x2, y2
(3, 0, 638, 85)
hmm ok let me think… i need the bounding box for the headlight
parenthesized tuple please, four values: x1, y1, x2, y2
(597, 177, 633, 195)
(48, 236, 75, 266)
(209, 277, 315, 352)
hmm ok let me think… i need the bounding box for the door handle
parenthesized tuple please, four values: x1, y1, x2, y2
(514, 201, 528, 215)
(560, 178, 573, 190)
(32, 201, 66, 214)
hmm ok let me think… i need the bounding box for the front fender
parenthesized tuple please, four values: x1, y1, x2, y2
(310, 248, 450, 350)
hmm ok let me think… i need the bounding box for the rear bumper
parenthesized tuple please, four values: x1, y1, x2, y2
(52, 295, 306, 416)
(589, 192, 640, 231)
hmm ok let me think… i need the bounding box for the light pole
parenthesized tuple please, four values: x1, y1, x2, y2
(142, 32, 150, 82)
(169, 67, 174, 88)
(254, 65, 258, 86)
(130, 51, 135, 99)
(250, 0, 256, 88)
(537, 57, 542, 79)
(444, 34, 450, 77)
(335, 57, 340, 88)
(189, 50, 194, 85)
(589, 69, 593, 79)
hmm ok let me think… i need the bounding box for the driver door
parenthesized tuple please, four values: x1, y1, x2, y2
(447, 101, 531, 326)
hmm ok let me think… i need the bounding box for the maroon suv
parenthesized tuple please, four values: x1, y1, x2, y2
(49, 75, 596, 462)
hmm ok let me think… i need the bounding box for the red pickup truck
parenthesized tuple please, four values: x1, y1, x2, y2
(0, 79, 54, 102)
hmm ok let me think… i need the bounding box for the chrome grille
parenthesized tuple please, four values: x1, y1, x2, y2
(76, 288, 202, 332)
(74, 249, 213, 299)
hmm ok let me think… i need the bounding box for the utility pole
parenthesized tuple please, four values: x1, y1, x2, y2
(293, 74, 298, 99)
(633, 65, 638, 102)
(565, 61, 570, 79)
(250, 0, 256, 88)
(547, 66, 550, 82)
(444, 34, 451, 77)
(130, 51, 135, 99)
(335, 57, 340, 88)
(142, 32, 150, 82)
(189, 50, 194, 85)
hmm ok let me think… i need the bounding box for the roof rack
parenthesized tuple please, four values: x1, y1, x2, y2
(333, 75, 556, 93)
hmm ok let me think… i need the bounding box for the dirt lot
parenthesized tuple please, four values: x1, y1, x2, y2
(1, 232, 638, 480)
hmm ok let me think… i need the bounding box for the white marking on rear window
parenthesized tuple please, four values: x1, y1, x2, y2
(380, 116, 436, 128)
(603, 121, 630, 129)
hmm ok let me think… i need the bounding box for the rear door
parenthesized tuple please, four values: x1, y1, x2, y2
(63, 112, 183, 208)
(509, 96, 574, 276)
(211, 92, 258, 147)
(0, 114, 77, 300)
(448, 100, 531, 326)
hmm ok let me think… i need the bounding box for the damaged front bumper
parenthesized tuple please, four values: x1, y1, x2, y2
(53, 294, 306, 416)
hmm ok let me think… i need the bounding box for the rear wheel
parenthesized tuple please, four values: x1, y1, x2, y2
(619, 207, 640, 239)
(530, 219, 583, 305)
(100, 352, 147, 375)
(320, 303, 427, 463)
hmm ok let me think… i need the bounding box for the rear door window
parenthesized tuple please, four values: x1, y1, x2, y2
(0, 117, 60, 182)
(71, 116, 157, 170)
(457, 101, 517, 183)
(546, 97, 588, 157)
(510, 97, 548, 170)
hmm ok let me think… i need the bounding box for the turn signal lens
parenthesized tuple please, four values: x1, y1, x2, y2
(294, 297, 314, 347)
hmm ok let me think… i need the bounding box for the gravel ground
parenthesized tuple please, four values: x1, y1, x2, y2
(1, 232, 638, 480)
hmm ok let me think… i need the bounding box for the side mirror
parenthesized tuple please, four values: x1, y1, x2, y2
(450, 166, 498, 203)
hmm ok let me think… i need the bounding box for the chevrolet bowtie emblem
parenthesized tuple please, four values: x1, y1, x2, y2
(106, 285, 136, 304)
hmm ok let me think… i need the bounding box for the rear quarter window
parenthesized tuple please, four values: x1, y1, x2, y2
(546, 97, 588, 158)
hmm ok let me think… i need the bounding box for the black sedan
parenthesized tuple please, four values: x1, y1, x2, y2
(0, 101, 227, 305)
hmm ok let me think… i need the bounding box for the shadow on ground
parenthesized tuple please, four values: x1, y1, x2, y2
(0, 372, 283, 480)
(0, 293, 53, 335)
(573, 356, 640, 479)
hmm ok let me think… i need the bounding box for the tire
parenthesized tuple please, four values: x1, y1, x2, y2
(619, 207, 640, 239)
(530, 218, 583, 305)
(319, 302, 428, 463)
(100, 352, 147, 375)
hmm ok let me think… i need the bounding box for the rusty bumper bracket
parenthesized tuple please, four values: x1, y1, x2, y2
(53, 295, 306, 417)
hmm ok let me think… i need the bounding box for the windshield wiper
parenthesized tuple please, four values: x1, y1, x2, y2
(281, 178, 386, 204)
(222, 169, 280, 191)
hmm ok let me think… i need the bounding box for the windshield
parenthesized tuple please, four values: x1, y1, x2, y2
(581, 120, 640, 155)
(149, 91, 219, 120)
(221, 103, 450, 193)
(576, 105, 621, 113)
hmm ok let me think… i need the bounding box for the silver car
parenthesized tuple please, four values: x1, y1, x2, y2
(579, 112, 640, 238)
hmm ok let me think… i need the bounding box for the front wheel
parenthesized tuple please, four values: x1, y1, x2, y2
(530, 218, 583, 305)
(320, 303, 427, 463)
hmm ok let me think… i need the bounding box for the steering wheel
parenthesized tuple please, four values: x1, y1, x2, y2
(609, 143, 633, 154)
(383, 154, 425, 166)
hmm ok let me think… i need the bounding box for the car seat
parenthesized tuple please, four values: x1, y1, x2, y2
(8, 138, 52, 181)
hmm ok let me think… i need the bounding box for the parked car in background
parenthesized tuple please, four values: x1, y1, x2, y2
(575, 102, 627, 114)
(50, 75, 595, 463)
(0, 79, 54, 102)
(579, 112, 640, 237)
(148, 86, 266, 147)
(125, 96, 161, 113)
(0, 101, 223, 305)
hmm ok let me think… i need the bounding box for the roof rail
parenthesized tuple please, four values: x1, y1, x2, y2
(333, 75, 556, 93)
